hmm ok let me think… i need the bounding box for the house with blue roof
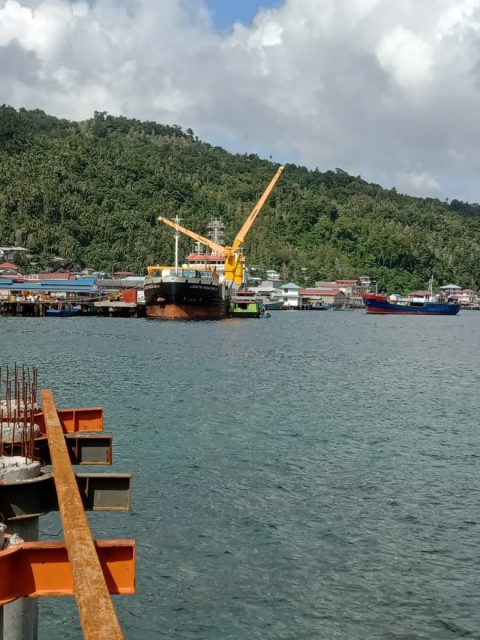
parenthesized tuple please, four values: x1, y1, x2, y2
(439, 284, 462, 297)
(0, 277, 97, 301)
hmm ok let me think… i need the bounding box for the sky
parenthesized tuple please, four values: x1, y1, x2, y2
(204, 0, 282, 30)
(1, 0, 480, 202)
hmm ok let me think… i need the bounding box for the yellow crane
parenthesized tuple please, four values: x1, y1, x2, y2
(158, 164, 285, 286)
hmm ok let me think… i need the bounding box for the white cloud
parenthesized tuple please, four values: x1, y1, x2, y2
(0, 0, 78, 59)
(396, 169, 442, 197)
(376, 26, 433, 88)
(1, 0, 480, 200)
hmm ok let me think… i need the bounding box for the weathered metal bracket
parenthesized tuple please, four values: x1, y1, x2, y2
(65, 435, 112, 464)
(0, 540, 136, 605)
(5, 434, 113, 465)
(34, 407, 104, 434)
(76, 473, 132, 512)
(0, 472, 132, 520)
(37, 434, 113, 465)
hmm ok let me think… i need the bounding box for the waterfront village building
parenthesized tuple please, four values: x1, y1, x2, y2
(276, 284, 348, 308)
(0, 247, 29, 262)
(0, 276, 97, 301)
(438, 284, 479, 306)
(252, 279, 283, 293)
(406, 285, 478, 307)
(24, 272, 75, 281)
(456, 289, 477, 306)
(314, 276, 371, 303)
(439, 284, 462, 298)
(266, 269, 281, 280)
(0, 262, 22, 281)
(278, 283, 302, 308)
(300, 288, 347, 306)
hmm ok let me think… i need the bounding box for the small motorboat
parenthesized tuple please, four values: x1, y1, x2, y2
(46, 305, 82, 317)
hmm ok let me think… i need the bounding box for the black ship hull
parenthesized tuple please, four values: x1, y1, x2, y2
(144, 278, 228, 320)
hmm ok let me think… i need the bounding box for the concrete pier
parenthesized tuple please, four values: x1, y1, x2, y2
(0, 457, 42, 640)
(94, 300, 146, 317)
(0, 300, 146, 318)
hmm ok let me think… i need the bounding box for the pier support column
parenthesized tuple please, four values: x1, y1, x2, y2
(0, 457, 42, 640)
(0, 523, 4, 640)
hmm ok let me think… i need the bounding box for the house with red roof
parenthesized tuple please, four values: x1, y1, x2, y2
(0, 262, 18, 271)
(314, 276, 371, 302)
(301, 288, 346, 307)
(0, 262, 23, 282)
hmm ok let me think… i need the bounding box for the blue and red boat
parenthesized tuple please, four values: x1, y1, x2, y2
(362, 293, 460, 315)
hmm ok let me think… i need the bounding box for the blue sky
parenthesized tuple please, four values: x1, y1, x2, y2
(204, 0, 283, 30)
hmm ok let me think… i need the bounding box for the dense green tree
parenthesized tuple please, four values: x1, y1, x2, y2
(1, 105, 480, 292)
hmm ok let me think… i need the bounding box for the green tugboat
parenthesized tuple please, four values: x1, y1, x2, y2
(229, 291, 265, 318)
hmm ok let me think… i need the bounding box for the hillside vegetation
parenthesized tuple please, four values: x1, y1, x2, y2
(1, 105, 480, 291)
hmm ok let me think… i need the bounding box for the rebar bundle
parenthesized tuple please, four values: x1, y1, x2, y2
(0, 365, 38, 460)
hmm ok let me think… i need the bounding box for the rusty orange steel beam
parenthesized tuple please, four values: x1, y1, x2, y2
(42, 390, 126, 640)
(35, 407, 104, 434)
(0, 540, 135, 606)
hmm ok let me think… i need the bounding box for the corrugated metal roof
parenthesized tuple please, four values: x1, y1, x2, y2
(31, 272, 74, 280)
(300, 289, 342, 295)
(0, 281, 95, 292)
(74, 277, 96, 285)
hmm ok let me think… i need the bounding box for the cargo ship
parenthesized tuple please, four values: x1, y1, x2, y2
(144, 267, 229, 320)
(146, 166, 285, 320)
(144, 216, 229, 320)
(362, 293, 460, 315)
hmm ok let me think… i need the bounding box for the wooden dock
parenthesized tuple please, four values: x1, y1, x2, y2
(94, 301, 146, 317)
(0, 301, 91, 317)
(0, 300, 146, 318)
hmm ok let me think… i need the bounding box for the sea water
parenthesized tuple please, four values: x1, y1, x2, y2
(1, 311, 479, 639)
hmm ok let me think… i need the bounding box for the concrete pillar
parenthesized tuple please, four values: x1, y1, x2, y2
(0, 457, 41, 640)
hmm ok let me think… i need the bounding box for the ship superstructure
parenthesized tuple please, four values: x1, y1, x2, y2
(185, 221, 226, 280)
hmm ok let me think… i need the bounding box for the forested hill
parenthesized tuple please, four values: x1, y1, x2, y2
(1, 105, 480, 291)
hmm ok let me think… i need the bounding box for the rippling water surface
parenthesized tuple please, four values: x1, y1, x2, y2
(2, 311, 479, 639)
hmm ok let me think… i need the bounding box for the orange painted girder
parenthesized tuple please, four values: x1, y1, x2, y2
(0, 540, 135, 605)
(35, 407, 104, 433)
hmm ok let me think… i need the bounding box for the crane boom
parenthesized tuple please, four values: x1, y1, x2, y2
(157, 165, 285, 285)
(231, 165, 285, 252)
(158, 216, 227, 255)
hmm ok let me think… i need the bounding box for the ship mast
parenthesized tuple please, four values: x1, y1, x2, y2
(207, 219, 225, 249)
(174, 215, 181, 274)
